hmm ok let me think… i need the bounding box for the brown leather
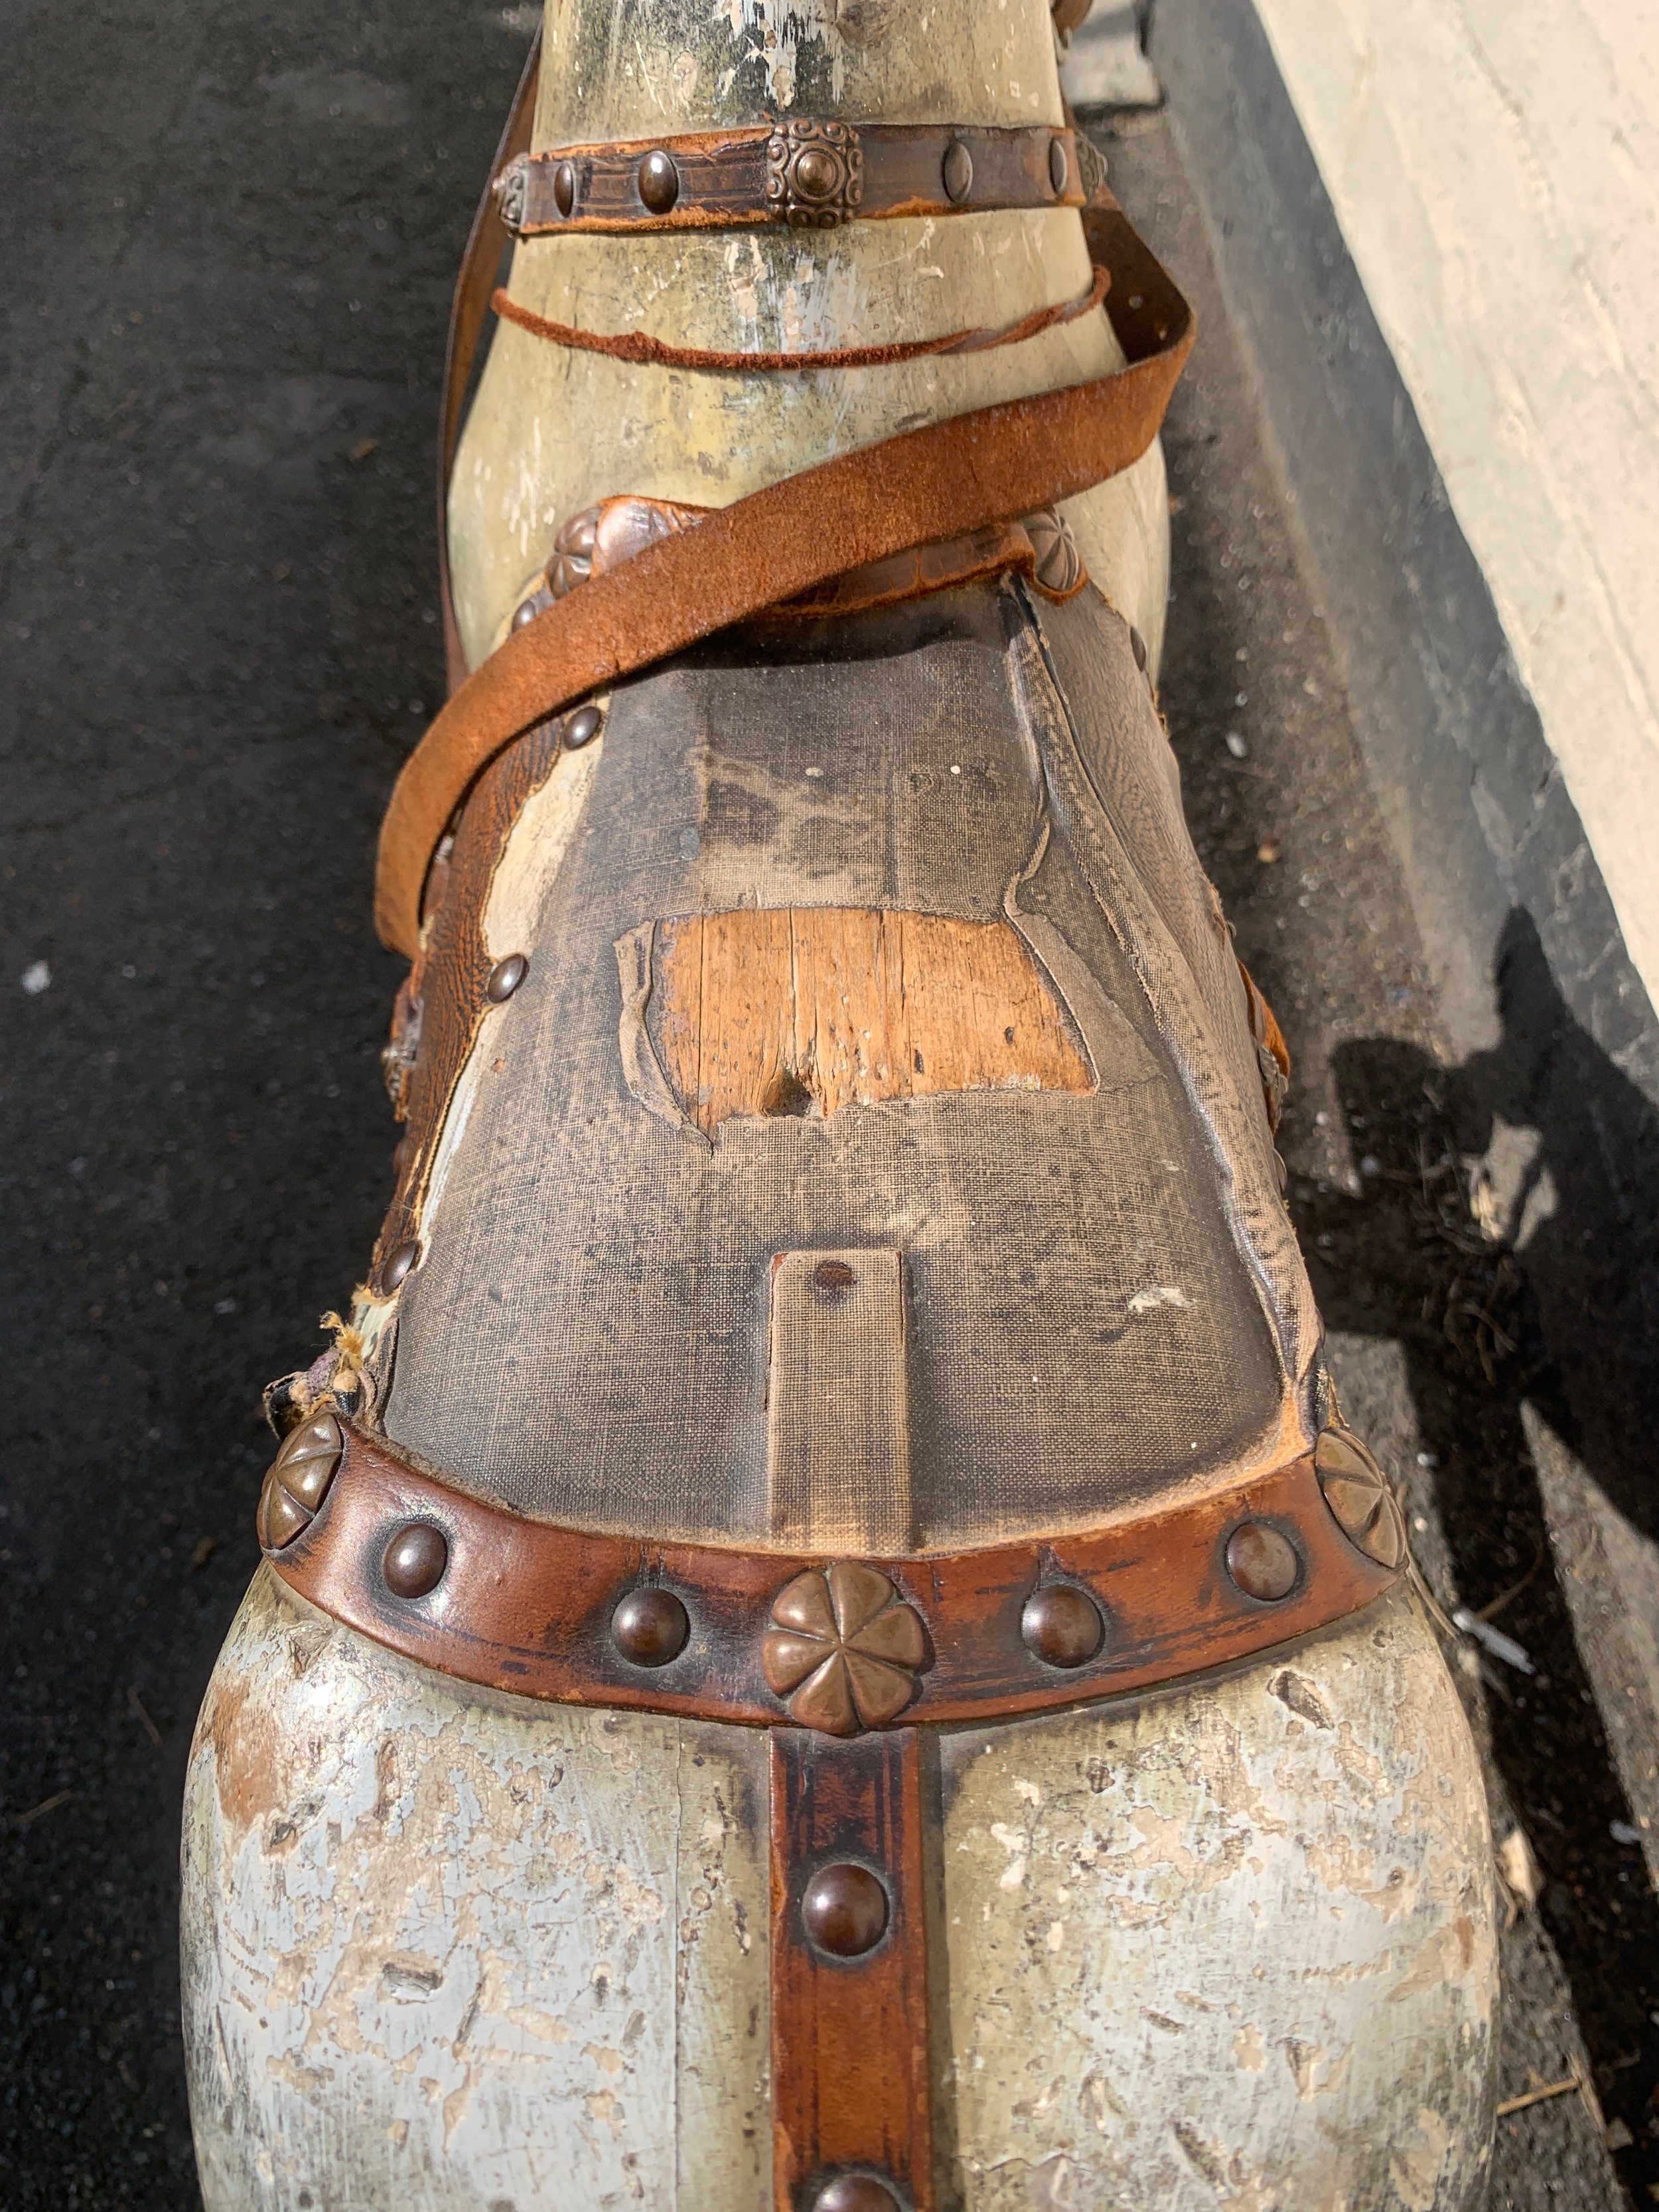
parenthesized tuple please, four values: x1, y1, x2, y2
(437, 25, 541, 694)
(370, 709, 571, 1292)
(498, 121, 1084, 235)
(263, 1417, 1402, 1725)
(490, 258, 1110, 373)
(384, 196, 1193, 954)
(510, 499, 1087, 626)
(770, 1730, 933, 2211)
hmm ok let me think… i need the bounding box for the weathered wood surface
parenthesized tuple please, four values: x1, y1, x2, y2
(654, 908, 1092, 1133)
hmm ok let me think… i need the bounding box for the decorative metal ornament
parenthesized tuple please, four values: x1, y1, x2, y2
(765, 120, 864, 228)
(941, 137, 974, 204)
(1315, 1426, 1406, 1570)
(547, 502, 599, 598)
(1021, 506, 1084, 597)
(762, 1562, 925, 1734)
(256, 1410, 342, 1551)
(491, 152, 530, 234)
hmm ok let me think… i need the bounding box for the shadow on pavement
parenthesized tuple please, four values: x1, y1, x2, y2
(1316, 908, 1659, 2187)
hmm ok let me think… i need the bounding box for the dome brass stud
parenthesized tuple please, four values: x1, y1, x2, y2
(553, 159, 575, 218)
(1048, 136, 1070, 196)
(383, 1522, 449, 1600)
(611, 1587, 690, 1668)
(801, 1863, 889, 1958)
(942, 139, 974, 204)
(1021, 1584, 1104, 1669)
(566, 703, 603, 748)
(814, 2179, 900, 2212)
(1225, 1520, 1300, 1603)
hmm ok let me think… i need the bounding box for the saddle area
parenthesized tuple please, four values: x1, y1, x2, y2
(371, 573, 1311, 1552)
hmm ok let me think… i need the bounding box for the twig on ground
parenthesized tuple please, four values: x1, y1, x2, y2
(127, 1685, 163, 1747)
(12, 1787, 73, 1830)
(1494, 2076, 1579, 2118)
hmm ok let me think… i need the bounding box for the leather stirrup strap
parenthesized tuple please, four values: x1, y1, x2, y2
(437, 25, 542, 694)
(399, 78, 1192, 958)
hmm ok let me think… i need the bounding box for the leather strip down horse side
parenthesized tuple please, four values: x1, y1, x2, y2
(182, 6, 1499, 2208)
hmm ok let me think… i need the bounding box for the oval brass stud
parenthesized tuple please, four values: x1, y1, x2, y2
(1129, 625, 1148, 672)
(802, 1863, 889, 1958)
(511, 597, 539, 631)
(637, 149, 680, 214)
(486, 953, 528, 1003)
(1048, 135, 1070, 196)
(383, 1238, 420, 1290)
(384, 1522, 449, 1600)
(611, 1587, 690, 1668)
(942, 138, 974, 204)
(566, 703, 603, 748)
(814, 2178, 901, 2212)
(553, 159, 575, 218)
(1226, 1520, 1300, 1603)
(1021, 1583, 1104, 1669)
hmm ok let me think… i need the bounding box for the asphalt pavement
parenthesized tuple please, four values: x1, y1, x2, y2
(0, 5, 1651, 2204)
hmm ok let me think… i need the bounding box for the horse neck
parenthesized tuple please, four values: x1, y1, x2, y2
(447, 0, 1153, 665)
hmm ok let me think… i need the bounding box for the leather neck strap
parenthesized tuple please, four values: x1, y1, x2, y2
(494, 120, 1086, 235)
(405, 43, 1192, 958)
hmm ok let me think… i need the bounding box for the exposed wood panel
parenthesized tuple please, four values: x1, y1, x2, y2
(767, 1248, 912, 1554)
(654, 907, 1092, 1134)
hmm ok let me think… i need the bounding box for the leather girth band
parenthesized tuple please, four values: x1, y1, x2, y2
(261, 1418, 1400, 1730)
(493, 121, 1086, 235)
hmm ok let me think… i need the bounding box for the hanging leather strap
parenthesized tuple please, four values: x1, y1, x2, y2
(403, 46, 1193, 958)
(437, 27, 542, 693)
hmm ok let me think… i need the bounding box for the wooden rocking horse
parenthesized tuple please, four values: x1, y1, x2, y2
(182, 3, 1497, 2203)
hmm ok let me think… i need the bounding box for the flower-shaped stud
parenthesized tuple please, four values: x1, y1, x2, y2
(762, 1563, 926, 1735)
(1315, 1425, 1406, 1570)
(257, 1410, 342, 1552)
